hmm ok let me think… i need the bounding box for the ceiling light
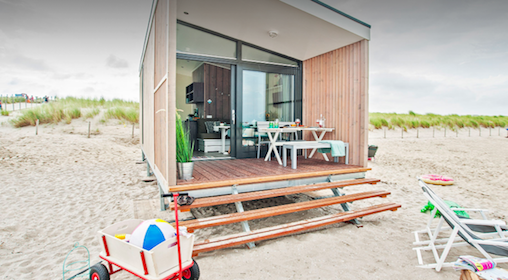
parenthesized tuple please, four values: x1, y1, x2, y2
(268, 31, 278, 38)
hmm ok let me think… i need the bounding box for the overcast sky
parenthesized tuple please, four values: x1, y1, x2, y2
(1, 0, 506, 115)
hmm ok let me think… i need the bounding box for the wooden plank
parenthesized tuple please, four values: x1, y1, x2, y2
(167, 0, 177, 187)
(171, 166, 370, 192)
(178, 190, 391, 231)
(192, 203, 401, 255)
(216, 67, 223, 119)
(154, 0, 167, 85)
(171, 178, 380, 210)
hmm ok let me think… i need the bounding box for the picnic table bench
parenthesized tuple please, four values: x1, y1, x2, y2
(282, 141, 349, 169)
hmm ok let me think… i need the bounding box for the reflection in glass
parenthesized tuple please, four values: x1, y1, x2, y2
(177, 23, 236, 59)
(242, 45, 298, 67)
(242, 70, 295, 147)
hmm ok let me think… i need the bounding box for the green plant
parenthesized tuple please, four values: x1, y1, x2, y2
(176, 113, 193, 163)
(1, 110, 9, 116)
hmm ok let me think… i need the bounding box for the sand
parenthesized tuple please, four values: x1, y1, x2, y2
(0, 118, 507, 279)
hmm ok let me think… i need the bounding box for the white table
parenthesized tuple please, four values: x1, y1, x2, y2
(259, 127, 335, 165)
(214, 125, 230, 154)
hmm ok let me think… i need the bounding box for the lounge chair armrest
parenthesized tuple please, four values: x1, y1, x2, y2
(460, 219, 506, 226)
(474, 239, 508, 247)
(453, 208, 489, 213)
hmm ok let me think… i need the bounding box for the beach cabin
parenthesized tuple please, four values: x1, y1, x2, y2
(139, 0, 399, 255)
(140, 0, 370, 190)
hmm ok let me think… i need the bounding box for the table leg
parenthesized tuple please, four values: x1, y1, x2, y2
(264, 131, 282, 165)
(309, 130, 329, 161)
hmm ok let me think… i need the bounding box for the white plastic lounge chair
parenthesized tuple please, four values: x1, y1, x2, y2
(413, 179, 508, 271)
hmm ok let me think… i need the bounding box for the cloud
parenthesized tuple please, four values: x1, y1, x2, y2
(105, 54, 129, 68)
(1, 53, 52, 72)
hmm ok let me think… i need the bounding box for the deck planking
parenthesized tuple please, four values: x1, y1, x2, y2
(175, 157, 368, 190)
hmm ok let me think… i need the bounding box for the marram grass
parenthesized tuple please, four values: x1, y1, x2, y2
(370, 112, 507, 130)
(10, 97, 139, 127)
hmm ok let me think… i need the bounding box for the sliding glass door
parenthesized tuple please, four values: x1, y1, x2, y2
(234, 65, 300, 158)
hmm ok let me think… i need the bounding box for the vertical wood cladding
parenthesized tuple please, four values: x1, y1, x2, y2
(193, 63, 231, 119)
(154, 81, 167, 180)
(142, 22, 155, 166)
(303, 40, 369, 167)
(154, 0, 167, 86)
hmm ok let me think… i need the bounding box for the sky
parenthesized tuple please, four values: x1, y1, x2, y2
(0, 0, 507, 116)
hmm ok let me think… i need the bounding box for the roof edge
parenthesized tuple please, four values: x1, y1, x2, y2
(139, 0, 157, 72)
(311, 0, 371, 28)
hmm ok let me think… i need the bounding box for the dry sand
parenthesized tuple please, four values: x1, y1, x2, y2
(0, 118, 507, 279)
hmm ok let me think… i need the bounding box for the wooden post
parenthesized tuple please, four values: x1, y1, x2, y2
(489, 127, 491, 136)
(383, 127, 386, 139)
(444, 127, 446, 137)
(456, 127, 458, 137)
(417, 128, 419, 138)
(433, 127, 435, 138)
(88, 121, 91, 138)
(132, 123, 135, 138)
(36, 119, 39, 135)
(469, 127, 471, 137)
(479, 128, 481, 137)
(401, 127, 403, 139)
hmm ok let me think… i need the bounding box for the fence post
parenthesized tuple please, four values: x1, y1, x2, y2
(479, 128, 481, 137)
(433, 127, 435, 138)
(36, 119, 39, 135)
(88, 121, 91, 138)
(401, 128, 403, 139)
(384, 127, 386, 139)
(456, 127, 458, 137)
(417, 128, 419, 138)
(444, 127, 446, 137)
(132, 123, 135, 138)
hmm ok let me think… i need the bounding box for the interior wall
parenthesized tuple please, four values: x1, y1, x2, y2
(176, 73, 194, 118)
(302, 39, 369, 167)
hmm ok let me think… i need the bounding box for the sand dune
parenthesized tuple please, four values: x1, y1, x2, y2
(0, 119, 506, 279)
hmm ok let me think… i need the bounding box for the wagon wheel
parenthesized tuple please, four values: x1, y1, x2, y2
(89, 263, 110, 280)
(182, 260, 200, 280)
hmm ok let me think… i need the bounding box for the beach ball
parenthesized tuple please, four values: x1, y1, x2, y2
(130, 219, 176, 251)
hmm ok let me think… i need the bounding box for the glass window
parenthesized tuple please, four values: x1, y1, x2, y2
(242, 45, 298, 67)
(177, 23, 236, 59)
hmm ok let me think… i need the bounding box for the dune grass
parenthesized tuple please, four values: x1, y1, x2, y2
(10, 97, 139, 127)
(370, 112, 507, 130)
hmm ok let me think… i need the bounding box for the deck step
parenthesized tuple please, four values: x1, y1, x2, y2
(177, 190, 391, 231)
(192, 202, 401, 256)
(170, 178, 380, 211)
(171, 167, 371, 192)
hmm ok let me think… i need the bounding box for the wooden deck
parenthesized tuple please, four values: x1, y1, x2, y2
(172, 157, 369, 192)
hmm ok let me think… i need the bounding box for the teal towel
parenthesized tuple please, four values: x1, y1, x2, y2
(318, 141, 345, 157)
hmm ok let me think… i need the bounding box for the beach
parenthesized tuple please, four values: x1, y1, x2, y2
(0, 119, 507, 279)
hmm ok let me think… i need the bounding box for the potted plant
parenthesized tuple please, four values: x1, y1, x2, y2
(176, 112, 194, 180)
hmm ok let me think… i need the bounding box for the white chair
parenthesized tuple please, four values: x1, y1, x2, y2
(413, 179, 508, 271)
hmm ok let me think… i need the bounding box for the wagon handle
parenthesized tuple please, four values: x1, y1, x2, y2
(173, 193, 183, 280)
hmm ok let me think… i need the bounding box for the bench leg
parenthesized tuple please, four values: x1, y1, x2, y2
(283, 146, 287, 167)
(328, 176, 360, 226)
(232, 186, 255, 249)
(291, 146, 297, 169)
